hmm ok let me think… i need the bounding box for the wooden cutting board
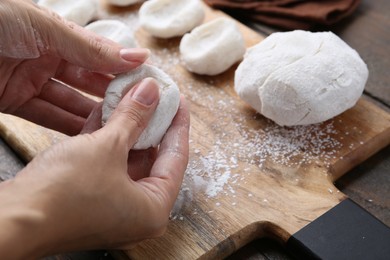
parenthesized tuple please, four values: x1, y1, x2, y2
(0, 2, 389, 259)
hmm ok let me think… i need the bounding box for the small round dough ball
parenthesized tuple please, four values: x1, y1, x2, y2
(139, 0, 205, 38)
(38, 0, 97, 26)
(180, 17, 246, 76)
(106, 0, 144, 7)
(235, 30, 368, 126)
(85, 20, 137, 48)
(102, 64, 180, 150)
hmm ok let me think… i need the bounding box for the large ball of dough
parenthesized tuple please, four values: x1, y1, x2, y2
(102, 64, 180, 150)
(180, 17, 246, 76)
(235, 30, 368, 126)
(139, 0, 205, 38)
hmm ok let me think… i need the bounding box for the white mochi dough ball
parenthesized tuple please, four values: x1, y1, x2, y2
(139, 0, 205, 38)
(106, 0, 144, 7)
(102, 64, 180, 150)
(235, 30, 369, 126)
(85, 20, 137, 48)
(180, 17, 246, 76)
(38, 0, 97, 26)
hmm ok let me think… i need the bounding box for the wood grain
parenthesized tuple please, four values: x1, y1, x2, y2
(0, 2, 389, 259)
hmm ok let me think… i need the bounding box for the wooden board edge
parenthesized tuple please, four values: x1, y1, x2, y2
(329, 99, 390, 181)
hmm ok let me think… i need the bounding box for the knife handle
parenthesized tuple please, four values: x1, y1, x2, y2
(286, 199, 390, 260)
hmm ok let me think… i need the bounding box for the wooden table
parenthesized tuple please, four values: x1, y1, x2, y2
(0, 0, 388, 259)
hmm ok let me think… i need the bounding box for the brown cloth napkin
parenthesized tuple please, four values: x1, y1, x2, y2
(204, 0, 361, 30)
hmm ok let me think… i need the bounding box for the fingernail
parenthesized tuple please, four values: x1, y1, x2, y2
(130, 78, 159, 106)
(120, 48, 150, 63)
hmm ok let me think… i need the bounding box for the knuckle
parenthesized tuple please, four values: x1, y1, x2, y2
(89, 38, 110, 63)
(117, 104, 148, 129)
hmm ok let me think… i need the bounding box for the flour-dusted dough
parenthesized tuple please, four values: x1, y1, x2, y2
(85, 20, 137, 48)
(139, 0, 205, 38)
(102, 64, 180, 150)
(235, 30, 368, 126)
(38, 0, 97, 26)
(180, 17, 246, 76)
(106, 0, 144, 6)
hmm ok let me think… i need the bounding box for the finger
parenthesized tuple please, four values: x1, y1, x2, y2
(32, 6, 150, 74)
(139, 96, 190, 207)
(103, 78, 160, 151)
(55, 60, 113, 98)
(81, 102, 103, 134)
(39, 79, 97, 118)
(13, 98, 85, 135)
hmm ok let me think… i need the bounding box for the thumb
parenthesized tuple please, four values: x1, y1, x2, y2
(103, 78, 160, 150)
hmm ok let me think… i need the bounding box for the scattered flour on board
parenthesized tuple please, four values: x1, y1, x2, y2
(183, 120, 343, 199)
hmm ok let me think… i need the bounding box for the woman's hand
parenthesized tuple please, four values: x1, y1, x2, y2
(0, 78, 190, 258)
(0, 0, 150, 135)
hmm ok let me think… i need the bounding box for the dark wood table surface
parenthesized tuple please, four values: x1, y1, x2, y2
(0, 0, 388, 259)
